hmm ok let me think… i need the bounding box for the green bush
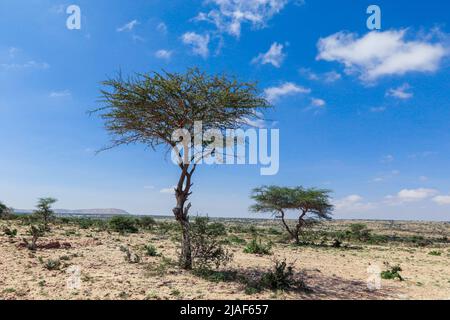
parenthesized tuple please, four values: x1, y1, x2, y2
(109, 216, 138, 234)
(44, 259, 61, 271)
(191, 217, 233, 270)
(144, 244, 159, 257)
(260, 260, 295, 290)
(2, 227, 17, 237)
(139, 216, 157, 230)
(428, 250, 442, 256)
(381, 263, 403, 281)
(243, 237, 272, 255)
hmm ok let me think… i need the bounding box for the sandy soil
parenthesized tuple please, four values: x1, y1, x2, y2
(0, 219, 449, 300)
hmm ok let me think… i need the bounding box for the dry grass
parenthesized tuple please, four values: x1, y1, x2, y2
(0, 218, 449, 300)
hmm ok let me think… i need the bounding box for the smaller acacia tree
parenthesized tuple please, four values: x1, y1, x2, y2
(34, 198, 57, 231)
(251, 186, 333, 244)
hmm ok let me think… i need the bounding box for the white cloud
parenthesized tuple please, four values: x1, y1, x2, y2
(1, 60, 49, 70)
(334, 195, 374, 212)
(386, 188, 438, 204)
(182, 32, 210, 58)
(160, 186, 176, 194)
(157, 22, 168, 34)
(252, 42, 286, 68)
(386, 83, 413, 99)
(194, 0, 290, 37)
(432, 195, 450, 205)
(155, 49, 173, 60)
(310, 98, 326, 107)
(264, 82, 310, 102)
(117, 20, 139, 32)
(299, 68, 342, 83)
(49, 90, 71, 98)
(317, 29, 448, 81)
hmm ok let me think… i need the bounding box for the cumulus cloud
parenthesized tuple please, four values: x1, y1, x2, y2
(194, 0, 290, 37)
(386, 83, 413, 99)
(252, 42, 286, 68)
(117, 20, 139, 32)
(155, 49, 173, 60)
(264, 82, 310, 102)
(310, 98, 326, 107)
(316, 29, 448, 81)
(386, 188, 438, 204)
(182, 32, 210, 58)
(432, 195, 450, 205)
(334, 195, 374, 212)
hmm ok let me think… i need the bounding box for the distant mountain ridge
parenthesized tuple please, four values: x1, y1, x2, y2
(14, 208, 131, 216)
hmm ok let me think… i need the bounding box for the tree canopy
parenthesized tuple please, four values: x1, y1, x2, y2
(251, 186, 333, 244)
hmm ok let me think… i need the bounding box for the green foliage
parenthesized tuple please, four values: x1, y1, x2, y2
(43, 259, 61, 271)
(33, 197, 57, 230)
(381, 263, 403, 281)
(109, 216, 139, 234)
(244, 260, 308, 294)
(144, 244, 159, 257)
(428, 250, 442, 256)
(260, 260, 295, 290)
(243, 237, 272, 255)
(138, 216, 157, 230)
(227, 235, 247, 245)
(191, 217, 233, 270)
(2, 227, 17, 237)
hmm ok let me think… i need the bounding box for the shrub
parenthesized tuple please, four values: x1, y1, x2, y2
(3, 227, 17, 237)
(144, 244, 159, 257)
(139, 216, 157, 230)
(109, 216, 139, 234)
(23, 225, 45, 251)
(428, 250, 442, 256)
(243, 237, 272, 255)
(192, 268, 238, 283)
(120, 246, 141, 263)
(260, 260, 295, 290)
(381, 263, 403, 281)
(244, 260, 308, 294)
(191, 217, 233, 270)
(227, 235, 246, 245)
(44, 259, 61, 271)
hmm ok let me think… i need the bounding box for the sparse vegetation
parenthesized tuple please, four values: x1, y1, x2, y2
(243, 237, 272, 255)
(109, 216, 139, 234)
(191, 217, 233, 270)
(381, 263, 404, 281)
(144, 244, 159, 257)
(2, 226, 17, 237)
(120, 245, 141, 263)
(22, 225, 45, 251)
(33, 198, 57, 231)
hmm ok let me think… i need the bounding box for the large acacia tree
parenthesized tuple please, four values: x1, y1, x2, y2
(94, 68, 270, 269)
(251, 186, 333, 244)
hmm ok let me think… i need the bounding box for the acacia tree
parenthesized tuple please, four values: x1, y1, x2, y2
(34, 198, 57, 231)
(251, 186, 333, 244)
(93, 68, 270, 269)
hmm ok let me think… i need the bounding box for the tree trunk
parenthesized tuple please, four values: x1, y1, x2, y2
(279, 210, 299, 244)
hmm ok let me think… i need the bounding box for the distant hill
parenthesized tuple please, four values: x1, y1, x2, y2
(14, 208, 131, 216)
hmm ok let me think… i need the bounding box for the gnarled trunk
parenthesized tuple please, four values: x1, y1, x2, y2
(172, 163, 196, 270)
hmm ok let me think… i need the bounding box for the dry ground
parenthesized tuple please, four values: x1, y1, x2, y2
(0, 218, 449, 300)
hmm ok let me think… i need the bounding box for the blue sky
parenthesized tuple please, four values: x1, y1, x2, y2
(1, 0, 450, 221)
